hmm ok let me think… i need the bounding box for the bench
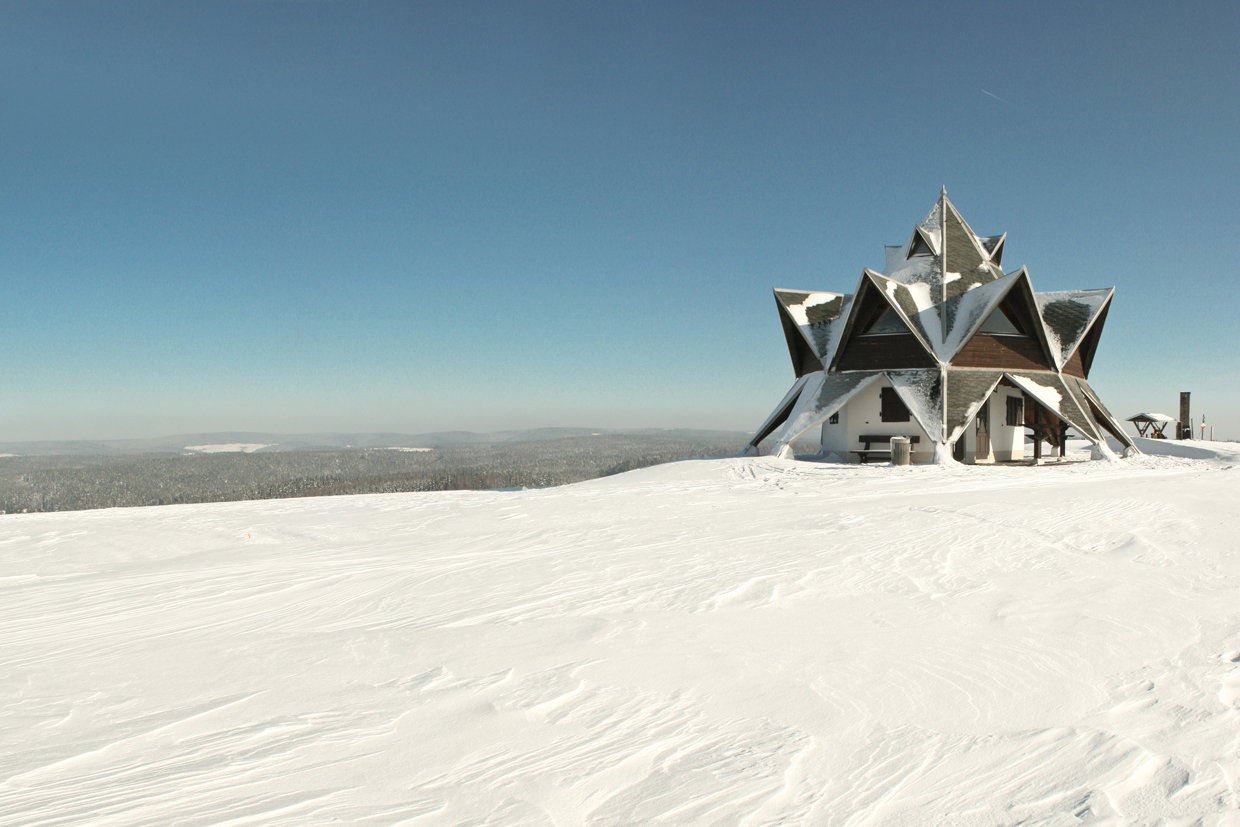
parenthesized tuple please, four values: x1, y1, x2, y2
(852, 434, 920, 464)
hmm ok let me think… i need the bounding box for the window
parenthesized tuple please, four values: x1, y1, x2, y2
(828, 412, 839, 424)
(979, 307, 1024, 336)
(880, 387, 910, 422)
(861, 307, 910, 336)
(1006, 396, 1024, 426)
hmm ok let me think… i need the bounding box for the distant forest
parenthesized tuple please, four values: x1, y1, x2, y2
(0, 433, 812, 514)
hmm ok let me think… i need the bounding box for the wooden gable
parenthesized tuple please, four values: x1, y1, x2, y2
(951, 273, 1055, 371)
(1074, 297, 1111, 379)
(776, 297, 824, 377)
(831, 275, 936, 372)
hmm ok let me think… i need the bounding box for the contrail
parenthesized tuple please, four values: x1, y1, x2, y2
(981, 89, 1013, 106)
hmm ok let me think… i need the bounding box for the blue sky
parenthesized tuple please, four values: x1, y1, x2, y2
(2, 1, 1237, 441)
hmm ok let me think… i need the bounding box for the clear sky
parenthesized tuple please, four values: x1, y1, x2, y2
(2, 1, 1237, 441)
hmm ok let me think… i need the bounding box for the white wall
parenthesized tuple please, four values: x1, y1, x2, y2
(820, 376, 931, 463)
(958, 387, 1025, 463)
(972, 387, 1025, 462)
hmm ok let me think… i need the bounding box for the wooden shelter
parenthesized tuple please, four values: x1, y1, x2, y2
(746, 190, 1137, 463)
(1127, 413, 1176, 439)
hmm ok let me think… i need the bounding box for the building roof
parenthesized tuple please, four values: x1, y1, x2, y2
(1127, 413, 1177, 423)
(751, 190, 1135, 456)
(776, 191, 1115, 378)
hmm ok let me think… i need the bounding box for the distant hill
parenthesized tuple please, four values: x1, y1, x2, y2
(0, 428, 753, 456)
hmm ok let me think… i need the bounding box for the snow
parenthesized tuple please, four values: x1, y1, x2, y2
(5, 455, 1240, 824)
(383, 447, 434, 452)
(1129, 413, 1178, 423)
(900, 280, 937, 315)
(916, 199, 943, 252)
(777, 291, 840, 329)
(1127, 437, 1240, 462)
(184, 443, 273, 453)
(774, 291, 850, 360)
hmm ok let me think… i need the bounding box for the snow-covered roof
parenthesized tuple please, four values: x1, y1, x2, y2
(1127, 413, 1177, 423)
(859, 192, 1055, 361)
(773, 289, 851, 361)
(754, 190, 1132, 455)
(1034, 289, 1113, 370)
(797, 191, 1113, 374)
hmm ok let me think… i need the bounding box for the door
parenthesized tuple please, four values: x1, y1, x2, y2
(976, 400, 991, 460)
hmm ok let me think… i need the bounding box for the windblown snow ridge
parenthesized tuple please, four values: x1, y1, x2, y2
(1, 453, 1238, 824)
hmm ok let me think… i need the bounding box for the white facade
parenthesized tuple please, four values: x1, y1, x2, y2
(820, 376, 933, 463)
(959, 386, 1025, 463)
(819, 379, 1027, 464)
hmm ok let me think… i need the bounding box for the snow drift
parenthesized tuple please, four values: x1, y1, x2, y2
(2, 449, 1239, 824)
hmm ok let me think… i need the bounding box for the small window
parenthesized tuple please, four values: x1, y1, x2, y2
(1006, 396, 1024, 426)
(881, 387, 910, 422)
(979, 307, 1024, 336)
(828, 412, 839, 424)
(908, 234, 933, 258)
(861, 307, 910, 336)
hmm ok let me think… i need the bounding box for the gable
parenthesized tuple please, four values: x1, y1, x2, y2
(908, 232, 934, 258)
(952, 277, 1054, 371)
(778, 301, 825, 377)
(829, 272, 937, 373)
(1035, 288, 1113, 373)
(1076, 299, 1111, 378)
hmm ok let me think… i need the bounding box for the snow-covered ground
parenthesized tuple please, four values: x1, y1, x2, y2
(3, 442, 1240, 825)
(184, 443, 273, 454)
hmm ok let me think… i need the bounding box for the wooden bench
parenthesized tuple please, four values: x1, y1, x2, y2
(852, 434, 920, 464)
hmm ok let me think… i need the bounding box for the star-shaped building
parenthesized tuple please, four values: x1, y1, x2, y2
(746, 190, 1136, 463)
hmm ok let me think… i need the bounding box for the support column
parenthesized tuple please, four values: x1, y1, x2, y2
(1033, 405, 1042, 461)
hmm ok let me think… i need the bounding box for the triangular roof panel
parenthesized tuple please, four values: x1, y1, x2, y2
(746, 374, 811, 449)
(906, 226, 938, 259)
(944, 369, 1005, 443)
(1071, 377, 1136, 451)
(1005, 372, 1100, 442)
(939, 270, 1023, 360)
(886, 369, 945, 443)
(1035, 288, 1113, 372)
(830, 270, 942, 371)
(768, 370, 883, 452)
(994, 269, 1058, 370)
(978, 233, 1006, 260)
(941, 199, 1006, 320)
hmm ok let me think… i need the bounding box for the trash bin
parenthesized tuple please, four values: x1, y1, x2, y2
(890, 436, 911, 466)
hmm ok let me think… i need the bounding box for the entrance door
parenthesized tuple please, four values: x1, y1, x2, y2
(976, 400, 991, 461)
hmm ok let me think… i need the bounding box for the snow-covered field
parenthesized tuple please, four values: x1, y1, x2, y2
(184, 444, 273, 454)
(3, 441, 1240, 825)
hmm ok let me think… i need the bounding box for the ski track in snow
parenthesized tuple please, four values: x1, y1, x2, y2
(2, 450, 1240, 825)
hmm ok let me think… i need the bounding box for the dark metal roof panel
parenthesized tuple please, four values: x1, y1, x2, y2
(945, 369, 1005, 443)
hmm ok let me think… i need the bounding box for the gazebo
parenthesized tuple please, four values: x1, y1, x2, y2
(1126, 413, 1176, 439)
(746, 190, 1137, 463)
